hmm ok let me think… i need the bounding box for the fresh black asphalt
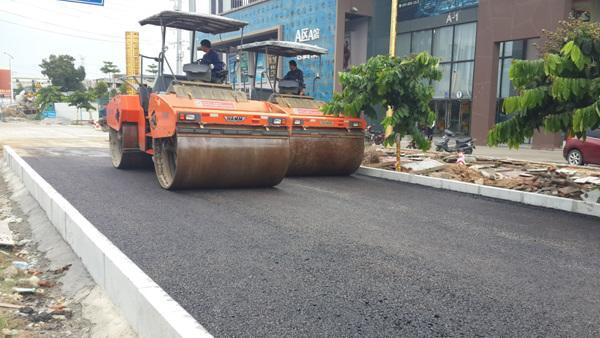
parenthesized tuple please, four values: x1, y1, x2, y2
(23, 149, 600, 337)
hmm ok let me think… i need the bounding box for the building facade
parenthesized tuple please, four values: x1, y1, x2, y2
(208, 0, 599, 148)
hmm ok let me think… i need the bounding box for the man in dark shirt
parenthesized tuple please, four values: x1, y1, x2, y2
(283, 60, 304, 95)
(198, 39, 224, 81)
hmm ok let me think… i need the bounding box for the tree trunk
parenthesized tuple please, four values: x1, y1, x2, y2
(395, 133, 402, 172)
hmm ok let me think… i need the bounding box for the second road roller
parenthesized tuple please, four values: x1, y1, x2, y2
(237, 40, 366, 176)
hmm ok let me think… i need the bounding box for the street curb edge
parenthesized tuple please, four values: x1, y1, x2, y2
(357, 166, 600, 218)
(2, 145, 212, 338)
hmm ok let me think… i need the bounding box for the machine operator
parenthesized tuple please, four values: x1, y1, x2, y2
(198, 39, 224, 81)
(283, 60, 305, 95)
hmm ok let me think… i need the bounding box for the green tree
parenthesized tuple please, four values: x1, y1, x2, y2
(323, 53, 442, 170)
(93, 81, 109, 101)
(100, 61, 120, 89)
(68, 90, 96, 120)
(488, 19, 600, 147)
(39, 55, 86, 91)
(35, 86, 64, 113)
(118, 83, 128, 95)
(146, 63, 158, 75)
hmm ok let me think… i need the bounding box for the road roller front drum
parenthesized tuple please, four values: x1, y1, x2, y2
(109, 124, 153, 169)
(287, 134, 364, 176)
(153, 134, 290, 190)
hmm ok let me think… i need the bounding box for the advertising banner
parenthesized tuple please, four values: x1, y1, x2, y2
(0, 69, 11, 98)
(125, 32, 140, 95)
(398, 0, 479, 20)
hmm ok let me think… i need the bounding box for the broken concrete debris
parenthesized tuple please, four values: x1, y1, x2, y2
(364, 146, 600, 202)
(401, 159, 447, 174)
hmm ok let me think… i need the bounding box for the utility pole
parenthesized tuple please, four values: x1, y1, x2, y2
(385, 0, 398, 142)
(189, 0, 196, 63)
(3, 52, 14, 104)
(175, 0, 183, 74)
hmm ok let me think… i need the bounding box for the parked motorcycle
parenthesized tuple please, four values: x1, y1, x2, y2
(365, 125, 384, 145)
(435, 129, 475, 154)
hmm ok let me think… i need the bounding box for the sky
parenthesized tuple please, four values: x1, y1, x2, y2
(0, 0, 210, 79)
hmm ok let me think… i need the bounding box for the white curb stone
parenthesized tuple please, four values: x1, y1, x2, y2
(3, 145, 211, 338)
(356, 165, 599, 218)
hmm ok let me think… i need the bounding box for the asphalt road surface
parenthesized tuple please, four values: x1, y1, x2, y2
(22, 148, 600, 337)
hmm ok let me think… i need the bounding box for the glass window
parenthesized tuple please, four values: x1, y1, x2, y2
(434, 63, 451, 99)
(432, 26, 453, 62)
(511, 40, 525, 58)
(587, 129, 600, 139)
(453, 23, 476, 61)
(499, 58, 513, 98)
(497, 60, 502, 97)
(411, 29, 432, 54)
(502, 41, 513, 57)
(452, 61, 474, 99)
(396, 33, 411, 58)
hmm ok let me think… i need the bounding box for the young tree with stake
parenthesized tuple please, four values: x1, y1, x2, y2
(323, 52, 442, 171)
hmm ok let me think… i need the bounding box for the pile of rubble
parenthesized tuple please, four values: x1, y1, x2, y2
(364, 146, 600, 201)
(0, 177, 92, 337)
(0, 106, 27, 120)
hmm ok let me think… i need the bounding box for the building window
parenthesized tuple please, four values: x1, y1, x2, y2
(434, 63, 451, 98)
(453, 22, 476, 61)
(432, 26, 453, 62)
(452, 61, 474, 99)
(396, 33, 411, 58)
(212, 0, 262, 14)
(496, 38, 540, 127)
(411, 29, 433, 54)
(497, 40, 525, 102)
(396, 21, 477, 135)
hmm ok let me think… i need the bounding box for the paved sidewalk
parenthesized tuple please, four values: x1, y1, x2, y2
(473, 145, 565, 163)
(399, 138, 566, 164)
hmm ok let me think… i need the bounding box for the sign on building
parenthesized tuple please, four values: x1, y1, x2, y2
(295, 28, 320, 43)
(59, 0, 104, 6)
(398, 0, 478, 20)
(125, 32, 140, 95)
(0, 69, 11, 98)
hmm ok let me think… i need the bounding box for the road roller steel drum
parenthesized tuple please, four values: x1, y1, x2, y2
(268, 95, 365, 177)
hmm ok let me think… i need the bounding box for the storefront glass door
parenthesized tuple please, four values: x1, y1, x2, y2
(432, 100, 471, 136)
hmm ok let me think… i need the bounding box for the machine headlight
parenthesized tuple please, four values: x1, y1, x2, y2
(269, 117, 285, 125)
(293, 119, 303, 125)
(351, 121, 361, 128)
(179, 113, 199, 121)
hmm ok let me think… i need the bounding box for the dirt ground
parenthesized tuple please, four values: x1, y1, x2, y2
(0, 120, 134, 337)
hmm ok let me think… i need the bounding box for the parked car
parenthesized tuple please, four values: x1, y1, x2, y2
(563, 129, 600, 165)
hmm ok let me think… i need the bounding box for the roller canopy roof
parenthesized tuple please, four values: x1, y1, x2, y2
(139, 11, 247, 34)
(237, 41, 328, 57)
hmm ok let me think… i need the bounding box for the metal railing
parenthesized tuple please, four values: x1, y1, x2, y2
(220, 0, 263, 13)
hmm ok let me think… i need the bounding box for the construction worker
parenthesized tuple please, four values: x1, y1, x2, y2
(198, 39, 224, 81)
(283, 60, 305, 95)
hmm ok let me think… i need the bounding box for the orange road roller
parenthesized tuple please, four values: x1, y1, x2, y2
(107, 11, 290, 189)
(237, 40, 366, 176)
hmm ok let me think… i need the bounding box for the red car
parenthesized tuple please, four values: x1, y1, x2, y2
(563, 129, 600, 165)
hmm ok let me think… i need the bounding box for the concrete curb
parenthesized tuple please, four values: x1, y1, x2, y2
(2, 146, 211, 338)
(357, 166, 600, 218)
